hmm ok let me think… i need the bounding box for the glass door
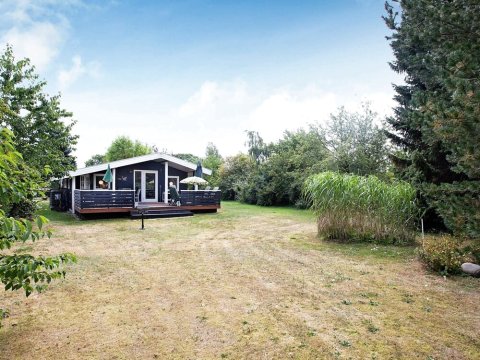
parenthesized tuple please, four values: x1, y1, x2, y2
(143, 171, 157, 202)
(134, 170, 158, 203)
(134, 171, 142, 203)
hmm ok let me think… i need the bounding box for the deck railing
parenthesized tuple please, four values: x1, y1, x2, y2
(74, 190, 135, 210)
(180, 190, 221, 206)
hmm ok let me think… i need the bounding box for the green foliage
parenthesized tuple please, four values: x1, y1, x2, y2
(245, 130, 270, 163)
(225, 106, 390, 208)
(0, 45, 78, 178)
(0, 127, 76, 327)
(105, 136, 152, 161)
(239, 128, 329, 206)
(203, 143, 224, 187)
(384, 1, 480, 237)
(218, 154, 256, 200)
(204, 142, 221, 161)
(0, 127, 44, 217)
(235, 170, 263, 204)
(88, 136, 153, 165)
(423, 181, 480, 239)
(321, 104, 390, 177)
(8, 198, 37, 219)
(172, 153, 201, 164)
(303, 172, 418, 244)
(418, 235, 479, 275)
(85, 154, 106, 167)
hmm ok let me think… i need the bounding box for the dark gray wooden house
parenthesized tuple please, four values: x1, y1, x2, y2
(55, 153, 220, 216)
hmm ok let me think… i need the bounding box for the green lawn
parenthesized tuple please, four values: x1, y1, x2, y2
(1, 201, 479, 359)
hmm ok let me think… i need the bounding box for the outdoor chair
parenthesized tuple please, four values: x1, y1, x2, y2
(169, 186, 181, 206)
(213, 186, 219, 191)
(205, 186, 211, 190)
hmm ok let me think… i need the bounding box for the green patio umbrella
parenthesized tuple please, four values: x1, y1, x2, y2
(195, 161, 203, 177)
(102, 164, 113, 189)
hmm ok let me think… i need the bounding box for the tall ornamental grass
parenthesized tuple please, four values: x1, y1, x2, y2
(303, 172, 418, 244)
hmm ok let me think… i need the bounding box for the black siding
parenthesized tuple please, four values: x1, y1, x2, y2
(73, 160, 190, 201)
(114, 160, 189, 198)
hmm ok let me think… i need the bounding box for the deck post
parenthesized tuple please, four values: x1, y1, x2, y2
(164, 161, 168, 204)
(112, 168, 116, 190)
(71, 176, 76, 213)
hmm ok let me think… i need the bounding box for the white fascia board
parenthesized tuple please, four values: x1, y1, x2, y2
(161, 154, 212, 175)
(67, 153, 211, 177)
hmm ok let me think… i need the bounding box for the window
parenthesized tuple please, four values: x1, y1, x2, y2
(168, 176, 180, 190)
(94, 174, 107, 189)
(80, 175, 90, 190)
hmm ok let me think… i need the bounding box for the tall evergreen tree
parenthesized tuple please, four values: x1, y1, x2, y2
(384, 0, 480, 237)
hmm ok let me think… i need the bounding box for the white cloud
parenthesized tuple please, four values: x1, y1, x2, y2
(356, 91, 395, 117)
(173, 82, 341, 149)
(1, 21, 65, 71)
(0, 0, 73, 71)
(62, 79, 397, 167)
(58, 55, 101, 90)
(177, 79, 249, 118)
(1, 1, 101, 89)
(172, 81, 396, 155)
(178, 81, 220, 117)
(5, 0, 31, 22)
(247, 88, 338, 142)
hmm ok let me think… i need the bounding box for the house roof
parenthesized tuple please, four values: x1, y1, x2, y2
(68, 153, 212, 177)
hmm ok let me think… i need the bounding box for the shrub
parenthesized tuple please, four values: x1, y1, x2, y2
(418, 235, 479, 275)
(235, 178, 258, 204)
(8, 199, 38, 219)
(294, 198, 309, 209)
(303, 172, 418, 244)
(218, 154, 256, 201)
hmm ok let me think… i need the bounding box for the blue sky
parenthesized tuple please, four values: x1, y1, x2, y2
(0, 0, 401, 166)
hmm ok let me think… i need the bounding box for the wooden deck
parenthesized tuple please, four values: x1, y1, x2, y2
(136, 202, 220, 211)
(134, 203, 220, 214)
(73, 190, 221, 215)
(74, 190, 135, 214)
(76, 204, 220, 214)
(75, 207, 133, 214)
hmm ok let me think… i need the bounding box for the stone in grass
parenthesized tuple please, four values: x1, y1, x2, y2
(461, 263, 480, 278)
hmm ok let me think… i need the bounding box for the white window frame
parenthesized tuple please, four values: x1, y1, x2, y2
(79, 175, 90, 190)
(93, 173, 107, 190)
(167, 176, 180, 190)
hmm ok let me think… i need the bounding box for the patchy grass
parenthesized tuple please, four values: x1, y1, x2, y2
(1, 201, 479, 359)
(36, 201, 79, 224)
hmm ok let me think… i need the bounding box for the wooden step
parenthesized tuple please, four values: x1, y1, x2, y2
(130, 209, 194, 219)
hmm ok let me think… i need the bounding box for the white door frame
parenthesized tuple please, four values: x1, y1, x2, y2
(134, 170, 158, 203)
